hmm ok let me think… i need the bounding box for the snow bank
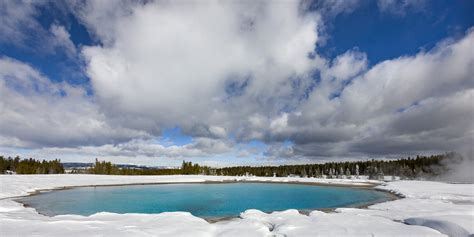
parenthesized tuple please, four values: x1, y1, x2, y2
(1, 175, 473, 236)
(376, 180, 474, 201)
(405, 215, 473, 237)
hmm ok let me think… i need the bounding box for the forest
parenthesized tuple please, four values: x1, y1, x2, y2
(214, 153, 457, 179)
(1, 153, 459, 180)
(88, 160, 210, 175)
(89, 153, 457, 179)
(0, 156, 64, 174)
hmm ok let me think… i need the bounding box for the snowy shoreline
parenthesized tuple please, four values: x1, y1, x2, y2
(1, 175, 473, 236)
(13, 179, 399, 220)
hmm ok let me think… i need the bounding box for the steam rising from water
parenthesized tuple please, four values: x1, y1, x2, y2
(437, 150, 474, 184)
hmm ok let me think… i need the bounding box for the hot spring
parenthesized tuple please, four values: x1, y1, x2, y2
(18, 182, 393, 218)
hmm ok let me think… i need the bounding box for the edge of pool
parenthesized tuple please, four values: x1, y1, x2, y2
(13, 179, 402, 223)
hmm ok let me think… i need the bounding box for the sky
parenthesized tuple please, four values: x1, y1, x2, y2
(0, 0, 473, 167)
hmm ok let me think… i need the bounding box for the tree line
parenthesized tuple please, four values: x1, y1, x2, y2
(1, 153, 458, 180)
(0, 156, 64, 174)
(88, 153, 457, 180)
(88, 160, 211, 175)
(214, 153, 456, 179)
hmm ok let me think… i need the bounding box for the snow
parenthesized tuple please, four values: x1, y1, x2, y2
(376, 181, 474, 201)
(405, 216, 472, 237)
(1, 175, 473, 236)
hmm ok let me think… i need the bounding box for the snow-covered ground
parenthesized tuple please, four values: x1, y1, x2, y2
(0, 175, 472, 236)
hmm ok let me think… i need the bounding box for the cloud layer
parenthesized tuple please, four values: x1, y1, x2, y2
(0, 1, 473, 164)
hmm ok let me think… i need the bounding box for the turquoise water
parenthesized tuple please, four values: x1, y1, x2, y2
(18, 183, 392, 218)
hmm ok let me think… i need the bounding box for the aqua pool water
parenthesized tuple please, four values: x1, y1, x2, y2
(18, 182, 392, 218)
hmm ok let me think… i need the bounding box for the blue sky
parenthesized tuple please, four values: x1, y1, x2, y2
(0, 0, 473, 166)
(322, 1, 474, 63)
